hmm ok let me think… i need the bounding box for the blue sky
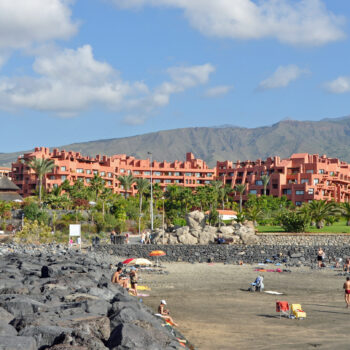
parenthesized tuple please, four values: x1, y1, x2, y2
(1, 0, 350, 152)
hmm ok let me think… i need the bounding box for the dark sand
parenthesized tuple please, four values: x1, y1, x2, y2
(139, 263, 349, 350)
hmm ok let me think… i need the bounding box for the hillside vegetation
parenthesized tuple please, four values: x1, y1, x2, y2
(1, 116, 350, 167)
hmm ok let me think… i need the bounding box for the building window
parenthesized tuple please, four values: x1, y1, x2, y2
(108, 172, 113, 178)
(61, 166, 66, 171)
(295, 190, 304, 195)
(154, 172, 162, 176)
(53, 184, 58, 188)
(174, 172, 180, 176)
(86, 169, 91, 174)
(155, 179, 161, 183)
(247, 172, 253, 176)
(301, 179, 309, 184)
(185, 172, 192, 177)
(238, 172, 244, 177)
(50, 176, 55, 180)
(76, 169, 84, 173)
(165, 179, 172, 183)
(229, 173, 234, 177)
(195, 173, 201, 177)
(144, 171, 151, 175)
(100, 171, 105, 176)
(93, 170, 98, 175)
(330, 171, 335, 176)
(175, 180, 180, 183)
(107, 180, 112, 186)
(168, 172, 173, 176)
(319, 169, 324, 174)
(120, 169, 125, 173)
(204, 180, 210, 184)
(196, 180, 201, 184)
(283, 189, 292, 195)
(295, 201, 302, 206)
(272, 184, 278, 189)
(250, 190, 257, 194)
(308, 188, 314, 194)
(207, 173, 213, 177)
(133, 171, 140, 175)
(306, 170, 314, 174)
(314, 178, 319, 185)
(86, 178, 91, 183)
(61, 175, 67, 180)
(255, 180, 263, 186)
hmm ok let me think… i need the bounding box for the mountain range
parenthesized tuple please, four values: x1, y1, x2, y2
(1, 116, 350, 167)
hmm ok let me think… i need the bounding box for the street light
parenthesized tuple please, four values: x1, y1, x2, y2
(147, 152, 154, 231)
(162, 196, 165, 245)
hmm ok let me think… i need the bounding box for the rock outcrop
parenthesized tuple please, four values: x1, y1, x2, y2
(0, 247, 191, 350)
(152, 211, 257, 245)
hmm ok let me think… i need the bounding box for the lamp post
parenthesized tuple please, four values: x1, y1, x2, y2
(162, 196, 165, 245)
(148, 152, 154, 231)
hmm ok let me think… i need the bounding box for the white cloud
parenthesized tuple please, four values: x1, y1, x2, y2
(0, 45, 214, 119)
(204, 85, 232, 97)
(258, 65, 309, 90)
(0, 0, 78, 50)
(111, 0, 345, 46)
(323, 76, 350, 94)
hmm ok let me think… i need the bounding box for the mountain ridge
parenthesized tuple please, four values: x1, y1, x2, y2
(2, 116, 350, 167)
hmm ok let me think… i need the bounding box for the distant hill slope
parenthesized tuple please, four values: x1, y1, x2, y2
(2, 116, 350, 167)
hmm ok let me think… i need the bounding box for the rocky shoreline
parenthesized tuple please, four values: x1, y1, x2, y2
(0, 244, 193, 350)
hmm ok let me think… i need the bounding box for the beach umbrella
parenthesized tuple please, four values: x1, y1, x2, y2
(128, 258, 152, 266)
(122, 258, 135, 265)
(149, 250, 166, 266)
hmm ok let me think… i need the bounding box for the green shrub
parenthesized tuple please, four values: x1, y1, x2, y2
(280, 211, 308, 233)
(23, 202, 49, 224)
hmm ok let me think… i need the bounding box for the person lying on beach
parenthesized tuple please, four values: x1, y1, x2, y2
(158, 300, 178, 326)
(111, 267, 129, 288)
(129, 267, 138, 296)
(343, 277, 350, 308)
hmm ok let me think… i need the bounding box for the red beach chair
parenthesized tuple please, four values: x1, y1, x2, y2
(276, 301, 289, 318)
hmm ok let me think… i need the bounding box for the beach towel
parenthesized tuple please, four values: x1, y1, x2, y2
(264, 291, 283, 295)
(137, 285, 151, 291)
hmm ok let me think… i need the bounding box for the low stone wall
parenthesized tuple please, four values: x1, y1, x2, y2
(95, 234, 350, 265)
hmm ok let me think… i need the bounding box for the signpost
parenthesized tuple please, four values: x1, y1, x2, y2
(69, 224, 81, 249)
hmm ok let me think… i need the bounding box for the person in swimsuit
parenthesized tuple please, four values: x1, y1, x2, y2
(344, 277, 350, 308)
(111, 267, 129, 288)
(317, 248, 324, 268)
(158, 300, 178, 326)
(344, 258, 350, 273)
(129, 267, 138, 296)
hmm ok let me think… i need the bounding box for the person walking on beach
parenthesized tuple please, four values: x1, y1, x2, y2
(158, 300, 178, 326)
(317, 247, 325, 268)
(111, 267, 129, 288)
(343, 277, 350, 308)
(141, 231, 146, 244)
(344, 258, 350, 273)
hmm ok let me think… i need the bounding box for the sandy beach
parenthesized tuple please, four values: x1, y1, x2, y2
(137, 262, 350, 350)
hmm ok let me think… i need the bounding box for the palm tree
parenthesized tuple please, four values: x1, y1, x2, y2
(210, 180, 223, 208)
(26, 157, 55, 205)
(308, 200, 342, 229)
(244, 205, 263, 226)
(234, 184, 246, 213)
(118, 174, 135, 198)
(135, 178, 150, 234)
(89, 175, 105, 201)
(261, 174, 270, 196)
(342, 202, 350, 226)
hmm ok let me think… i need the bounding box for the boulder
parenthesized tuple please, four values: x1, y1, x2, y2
(0, 336, 37, 350)
(219, 226, 234, 235)
(175, 226, 190, 237)
(203, 226, 218, 234)
(186, 211, 206, 230)
(107, 321, 171, 350)
(198, 232, 215, 245)
(0, 307, 14, 324)
(0, 321, 17, 336)
(167, 235, 179, 245)
(189, 229, 201, 238)
(178, 233, 198, 245)
(19, 325, 72, 349)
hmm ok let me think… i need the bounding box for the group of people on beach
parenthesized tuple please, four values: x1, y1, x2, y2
(111, 263, 178, 326)
(140, 231, 151, 244)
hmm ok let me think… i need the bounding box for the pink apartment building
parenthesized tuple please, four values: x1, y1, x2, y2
(217, 153, 350, 205)
(11, 148, 216, 197)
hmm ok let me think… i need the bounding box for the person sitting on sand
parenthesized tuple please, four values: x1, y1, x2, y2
(158, 300, 178, 326)
(344, 277, 350, 308)
(111, 267, 128, 288)
(129, 267, 138, 296)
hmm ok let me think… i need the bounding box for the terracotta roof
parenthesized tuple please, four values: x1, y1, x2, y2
(0, 176, 20, 191)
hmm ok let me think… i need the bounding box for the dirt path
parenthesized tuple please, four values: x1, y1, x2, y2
(139, 263, 349, 350)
